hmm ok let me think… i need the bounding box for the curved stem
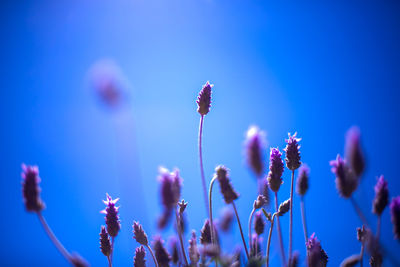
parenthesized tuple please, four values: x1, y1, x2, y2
(275, 192, 286, 267)
(350, 196, 369, 226)
(208, 176, 218, 246)
(232, 202, 249, 260)
(146, 244, 159, 267)
(175, 209, 189, 266)
(198, 115, 210, 215)
(248, 208, 256, 252)
(265, 213, 277, 267)
(376, 216, 381, 241)
(288, 170, 294, 262)
(300, 197, 308, 242)
(37, 212, 72, 263)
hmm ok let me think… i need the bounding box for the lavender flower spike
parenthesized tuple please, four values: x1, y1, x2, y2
(245, 125, 267, 177)
(267, 148, 284, 193)
(21, 164, 45, 212)
(373, 176, 389, 216)
(345, 126, 365, 177)
(159, 167, 182, 209)
(330, 155, 358, 198)
(390, 196, 400, 240)
(306, 233, 328, 267)
(254, 211, 265, 235)
(133, 221, 148, 246)
(134, 246, 146, 267)
(99, 226, 111, 257)
(215, 165, 239, 204)
(153, 236, 171, 267)
(296, 164, 309, 196)
(284, 132, 301, 171)
(278, 199, 291, 216)
(101, 194, 121, 237)
(188, 231, 200, 265)
(196, 81, 213, 116)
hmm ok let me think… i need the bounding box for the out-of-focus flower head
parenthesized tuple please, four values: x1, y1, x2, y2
(261, 179, 271, 207)
(101, 194, 121, 237)
(153, 236, 171, 267)
(250, 234, 262, 258)
(345, 126, 365, 177)
(133, 221, 148, 246)
(218, 207, 234, 232)
(330, 155, 359, 198)
(134, 246, 146, 267)
(188, 231, 200, 265)
(278, 199, 291, 216)
(245, 125, 267, 177)
(390, 196, 400, 240)
(373, 176, 389, 216)
(288, 251, 299, 267)
(306, 233, 328, 267)
(200, 219, 212, 245)
(296, 164, 309, 196)
(254, 211, 265, 235)
(267, 148, 284, 193)
(158, 167, 182, 209)
(99, 226, 111, 257)
(253, 195, 267, 210)
(214, 165, 239, 204)
(284, 133, 301, 171)
(169, 237, 179, 265)
(196, 81, 213, 116)
(21, 164, 45, 212)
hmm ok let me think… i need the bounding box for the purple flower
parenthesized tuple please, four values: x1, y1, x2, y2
(296, 164, 309, 196)
(200, 219, 212, 245)
(372, 176, 389, 216)
(267, 148, 284, 193)
(101, 194, 121, 237)
(21, 164, 45, 212)
(133, 221, 148, 246)
(253, 195, 267, 210)
(254, 211, 265, 235)
(218, 207, 234, 232)
(284, 133, 301, 171)
(261, 179, 271, 207)
(245, 126, 267, 177)
(196, 81, 213, 116)
(345, 126, 365, 177)
(330, 155, 359, 198)
(214, 165, 239, 204)
(134, 246, 146, 267)
(288, 251, 299, 267)
(278, 199, 291, 216)
(306, 233, 328, 267)
(188, 231, 200, 265)
(158, 167, 182, 209)
(99, 226, 111, 257)
(340, 255, 360, 267)
(390, 196, 400, 240)
(153, 236, 171, 267)
(250, 234, 262, 258)
(169, 237, 179, 265)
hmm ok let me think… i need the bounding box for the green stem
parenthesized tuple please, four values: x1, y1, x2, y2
(175, 209, 189, 266)
(248, 208, 256, 253)
(146, 244, 159, 267)
(232, 202, 249, 260)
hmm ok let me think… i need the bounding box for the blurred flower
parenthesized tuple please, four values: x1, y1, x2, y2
(340, 255, 360, 267)
(345, 126, 365, 177)
(278, 199, 291, 216)
(390, 196, 400, 240)
(214, 165, 239, 204)
(261, 179, 271, 207)
(101, 194, 121, 237)
(70, 253, 89, 267)
(254, 211, 265, 235)
(218, 207, 234, 232)
(284, 133, 301, 171)
(196, 81, 213, 116)
(200, 219, 212, 245)
(153, 236, 171, 267)
(296, 164, 309, 196)
(169, 237, 179, 265)
(245, 126, 267, 177)
(134, 246, 146, 267)
(267, 148, 284, 192)
(330, 155, 359, 198)
(21, 164, 45, 213)
(288, 251, 299, 267)
(372, 176, 389, 216)
(306, 233, 328, 267)
(133, 221, 148, 246)
(253, 195, 267, 210)
(188, 231, 200, 265)
(99, 226, 111, 257)
(250, 234, 262, 258)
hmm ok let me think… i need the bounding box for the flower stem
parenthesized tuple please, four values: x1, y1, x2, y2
(264, 211, 277, 267)
(288, 170, 295, 262)
(199, 115, 210, 215)
(248, 207, 256, 252)
(360, 242, 365, 267)
(275, 192, 286, 267)
(208, 176, 218, 246)
(232, 202, 250, 260)
(110, 237, 115, 265)
(146, 244, 159, 267)
(376, 215, 381, 241)
(37, 212, 72, 264)
(350, 196, 369, 226)
(300, 197, 308, 242)
(175, 209, 189, 266)
(107, 256, 112, 267)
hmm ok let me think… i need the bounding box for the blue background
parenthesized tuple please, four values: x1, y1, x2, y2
(1, 0, 400, 266)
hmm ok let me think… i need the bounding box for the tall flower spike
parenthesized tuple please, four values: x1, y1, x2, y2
(284, 133, 301, 171)
(219, 207, 234, 232)
(101, 194, 121, 237)
(200, 219, 212, 245)
(330, 155, 359, 198)
(261, 179, 271, 207)
(188, 231, 200, 265)
(153, 236, 171, 267)
(134, 246, 146, 267)
(196, 81, 213, 116)
(245, 126, 267, 177)
(373, 176, 389, 216)
(99, 226, 111, 257)
(296, 164, 309, 196)
(306, 233, 328, 267)
(390, 196, 400, 240)
(133, 221, 148, 246)
(215, 165, 239, 204)
(267, 148, 284, 192)
(159, 167, 182, 209)
(345, 126, 365, 177)
(254, 211, 265, 235)
(21, 164, 45, 212)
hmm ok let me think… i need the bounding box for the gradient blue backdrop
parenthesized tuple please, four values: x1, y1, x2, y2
(1, 0, 400, 266)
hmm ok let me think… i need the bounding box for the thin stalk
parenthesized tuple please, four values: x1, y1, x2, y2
(248, 208, 256, 252)
(208, 176, 218, 245)
(107, 256, 111, 267)
(264, 212, 277, 267)
(300, 196, 308, 242)
(350, 196, 369, 226)
(37, 212, 72, 263)
(288, 170, 295, 262)
(146, 244, 159, 267)
(275, 192, 286, 267)
(198, 115, 210, 215)
(360, 242, 365, 267)
(175, 209, 189, 266)
(376, 216, 381, 241)
(232, 202, 250, 260)
(110, 237, 115, 263)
